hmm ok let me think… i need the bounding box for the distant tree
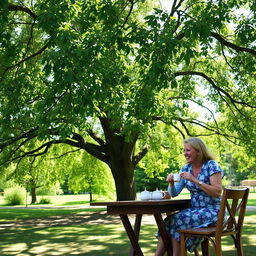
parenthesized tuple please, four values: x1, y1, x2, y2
(0, 175, 15, 192)
(60, 175, 70, 194)
(60, 149, 115, 202)
(6, 148, 63, 204)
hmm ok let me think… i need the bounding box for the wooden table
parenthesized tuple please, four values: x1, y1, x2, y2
(90, 199, 190, 256)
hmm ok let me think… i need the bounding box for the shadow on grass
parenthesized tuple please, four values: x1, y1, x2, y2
(0, 211, 255, 256)
(0, 208, 107, 223)
(0, 224, 159, 256)
(0, 210, 121, 229)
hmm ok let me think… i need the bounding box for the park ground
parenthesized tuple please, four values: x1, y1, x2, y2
(0, 192, 255, 255)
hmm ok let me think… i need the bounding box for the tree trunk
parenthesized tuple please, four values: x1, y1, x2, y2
(89, 191, 93, 202)
(86, 117, 147, 201)
(31, 187, 37, 204)
(89, 181, 93, 202)
(111, 158, 136, 201)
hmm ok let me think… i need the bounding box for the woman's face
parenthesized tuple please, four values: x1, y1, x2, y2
(184, 143, 200, 164)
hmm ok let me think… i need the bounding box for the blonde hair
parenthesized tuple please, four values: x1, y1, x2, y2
(184, 137, 215, 163)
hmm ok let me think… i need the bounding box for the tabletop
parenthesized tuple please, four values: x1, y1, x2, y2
(90, 199, 190, 214)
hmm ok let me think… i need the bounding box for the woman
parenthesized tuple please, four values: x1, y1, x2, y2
(155, 137, 223, 256)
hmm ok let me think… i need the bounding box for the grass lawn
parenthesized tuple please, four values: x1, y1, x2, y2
(0, 209, 255, 256)
(1, 188, 255, 207)
(0, 191, 255, 255)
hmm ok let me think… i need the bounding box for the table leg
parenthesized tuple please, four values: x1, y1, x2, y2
(154, 213, 172, 256)
(120, 214, 144, 256)
(130, 214, 142, 256)
(201, 238, 209, 256)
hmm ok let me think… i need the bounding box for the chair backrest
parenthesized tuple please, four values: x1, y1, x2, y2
(215, 187, 250, 236)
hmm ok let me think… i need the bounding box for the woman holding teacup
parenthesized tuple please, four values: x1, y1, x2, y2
(155, 137, 224, 256)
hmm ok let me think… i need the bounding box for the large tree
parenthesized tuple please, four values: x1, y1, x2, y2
(0, 0, 255, 200)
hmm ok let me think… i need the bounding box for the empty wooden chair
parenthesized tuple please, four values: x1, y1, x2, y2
(179, 187, 249, 256)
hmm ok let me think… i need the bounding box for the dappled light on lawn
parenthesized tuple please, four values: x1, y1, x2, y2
(0, 192, 255, 255)
(1, 243, 28, 255)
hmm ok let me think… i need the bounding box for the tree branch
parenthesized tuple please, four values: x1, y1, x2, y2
(170, 0, 185, 16)
(121, 0, 134, 28)
(87, 129, 105, 146)
(134, 146, 149, 166)
(4, 141, 54, 164)
(175, 117, 241, 144)
(175, 31, 256, 57)
(170, 0, 178, 16)
(221, 44, 235, 70)
(169, 96, 220, 130)
(8, 3, 38, 19)
(1, 42, 50, 82)
(152, 115, 242, 146)
(0, 129, 109, 166)
(211, 32, 256, 56)
(170, 123, 186, 139)
(0, 128, 39, 152)
(50, 149, 81, 160)
(174, 71, 256, 113)
(68, 133, 109, 163)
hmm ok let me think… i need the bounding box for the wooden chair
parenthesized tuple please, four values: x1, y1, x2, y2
(178, 187, 250, 256)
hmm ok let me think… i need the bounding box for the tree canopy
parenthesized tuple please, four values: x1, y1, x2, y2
(0, 0, 255, 200)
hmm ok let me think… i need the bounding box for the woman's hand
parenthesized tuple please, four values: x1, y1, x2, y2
(166, 173, 174, 182)
(166, 173, 175, 186)
(180, 172, 197, 183)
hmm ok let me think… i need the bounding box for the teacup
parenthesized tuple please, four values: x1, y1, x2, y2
(173, 173, 181, 182)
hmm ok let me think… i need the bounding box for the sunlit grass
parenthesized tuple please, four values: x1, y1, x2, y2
(0, 191, 255, 255)
(247, 198, 256, 206)
(0, 213, 255, 256)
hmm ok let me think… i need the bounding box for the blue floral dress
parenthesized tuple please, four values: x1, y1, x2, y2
(164, 160, 224, 252)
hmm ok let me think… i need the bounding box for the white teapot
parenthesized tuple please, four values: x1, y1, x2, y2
(152, 188, 163, 200)
(140, 188, 152, 200)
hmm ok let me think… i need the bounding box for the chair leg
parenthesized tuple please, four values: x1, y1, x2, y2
(180, 233, 187, 256)
(214, 239, 223, 256)
(201, 238, 210, 256)
(234, 234, 244, 256)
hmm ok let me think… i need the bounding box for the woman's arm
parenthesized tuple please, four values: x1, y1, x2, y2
(166, 174, 185, 197)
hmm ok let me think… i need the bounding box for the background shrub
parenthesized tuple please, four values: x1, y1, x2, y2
(38, 197, 51, 204)
(4, 186, 26, 205)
